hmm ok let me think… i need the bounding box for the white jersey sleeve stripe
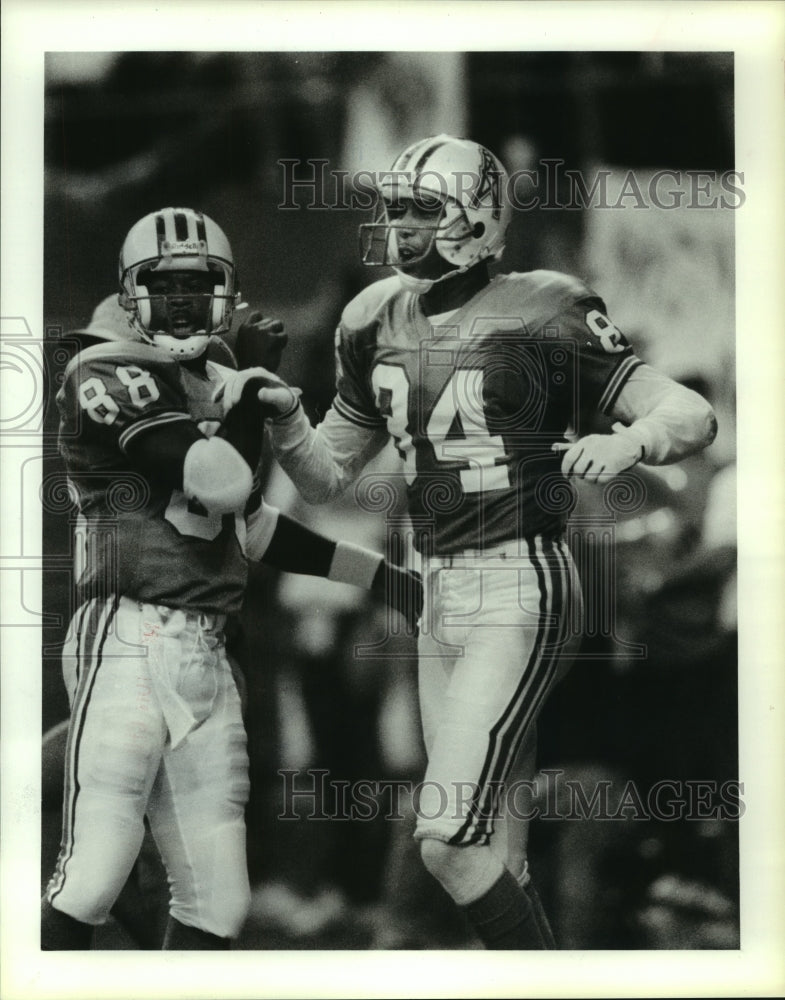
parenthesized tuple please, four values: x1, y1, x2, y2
(333, 394, 386, 429)
(118, 412, 194, 452)
(598, 355, 644, 414)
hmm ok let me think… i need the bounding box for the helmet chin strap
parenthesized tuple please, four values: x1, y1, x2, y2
(149, 332, 210, 359)
(395, 270, 439, 294)
(394, 257, 471, 295)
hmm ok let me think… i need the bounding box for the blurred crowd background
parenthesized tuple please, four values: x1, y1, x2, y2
(41, 50, 738, 950)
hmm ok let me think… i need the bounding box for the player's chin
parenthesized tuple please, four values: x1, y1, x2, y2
(396, 246, 430, 270)
(397, 258, 444, 282)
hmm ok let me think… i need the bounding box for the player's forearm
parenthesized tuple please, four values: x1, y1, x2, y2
(267, 406, 345, 501)
(611, 364, 717, 465)
(248, 508, 382, 583)
(269, 403, 383, 503)
(244, 503, 422, 630)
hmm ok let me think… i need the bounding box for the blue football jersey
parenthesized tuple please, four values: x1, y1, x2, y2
(334, 270, 642, 553)
(57, 340, 251, 612)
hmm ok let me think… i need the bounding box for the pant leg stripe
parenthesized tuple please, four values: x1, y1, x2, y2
(48, 595, 119, 902)
(70, 599, 92, 688)
(482, 539, 573, 840)
(450, 537, 551, 842)
(448, 538, 557, 845)
(48, 599, 94, 898)
(473, 537, 563, 841)
(478, 540, 572, 838)
(485, 539, 569, 836)
(453, 537, 571, 845)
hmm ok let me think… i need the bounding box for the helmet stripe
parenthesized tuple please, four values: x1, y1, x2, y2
(392, 139, 422, 172)
(411, 137, 448, 176)
(394, 136, 438, 174)
(154, 212, 167, 254)
(195, 211, 206, 244)
(174, 210, 189, 242)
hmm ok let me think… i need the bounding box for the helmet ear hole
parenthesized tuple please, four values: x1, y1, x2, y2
(211, 285, 226, 331)
(134, 282, 152, 329)
(472, 222, 485, 238)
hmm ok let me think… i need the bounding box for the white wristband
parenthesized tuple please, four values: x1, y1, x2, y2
(327, 541, 383, 590)
(271, 389, 302, 423)
(245, 501, 280, 561)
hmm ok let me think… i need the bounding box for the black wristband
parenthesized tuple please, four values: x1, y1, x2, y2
(260, 514, 337, 576)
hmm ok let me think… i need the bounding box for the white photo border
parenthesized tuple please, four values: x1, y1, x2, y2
(2, 1, 784, 997)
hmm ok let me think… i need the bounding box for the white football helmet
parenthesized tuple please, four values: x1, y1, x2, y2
(118, 207, 241, 359)
(359, 134, 512, 288)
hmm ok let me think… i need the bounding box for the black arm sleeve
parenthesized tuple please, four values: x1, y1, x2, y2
(259, 513, 422, 630)
(123, 420, 204, 491)
(260, 513, 338, 575)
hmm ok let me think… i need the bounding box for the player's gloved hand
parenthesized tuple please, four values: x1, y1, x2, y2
(371, 561, 423, 635)
(552, 429, 644, 482)
(235, 311, 288, 373)
(215, 366, 301, 422)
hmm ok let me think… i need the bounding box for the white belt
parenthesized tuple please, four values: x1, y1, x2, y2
(425, 539, 529, 568)
(145, 603, 227, 633)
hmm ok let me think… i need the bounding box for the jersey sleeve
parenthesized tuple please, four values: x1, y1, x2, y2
(270, 399, 389, 504)
(608, 363, 717, 464)
(60, 342, 193, 453)
(333, 322, 387, 430)
(553, 297, 644, 416)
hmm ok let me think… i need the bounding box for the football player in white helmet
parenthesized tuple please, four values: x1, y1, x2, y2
(216, 134, 718, 950)
(359, 133, 512, 294)
(118, 206, 239, 359)
(41, 207, 422, 950)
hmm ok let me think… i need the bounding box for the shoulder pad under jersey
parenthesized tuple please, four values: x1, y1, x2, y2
(502, 269, 598, 301)
(62, 339, 177, 382)
(84, 293, 139, 339)
(340, 276, 402, 331)
(63, 292, 143, 353)
(205, 358, 239, 384)
(493, 270, 604, 328)
(206, 336, 237, 369)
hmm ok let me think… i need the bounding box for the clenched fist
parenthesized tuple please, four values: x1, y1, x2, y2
(552, 429, 644, 482)
(235, 311, 288, 373)
(215, 366, 301, 421)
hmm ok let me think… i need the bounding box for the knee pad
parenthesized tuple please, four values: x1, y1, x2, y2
(222, 881, 252, 939)
(418, 838, 504, 906)
(170, 873, 250, 940)
(419, 837, 454, 883)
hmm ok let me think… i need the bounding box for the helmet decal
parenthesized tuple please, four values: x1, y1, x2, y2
(359, 135, 512, 287)
(471, 146, 504, 221)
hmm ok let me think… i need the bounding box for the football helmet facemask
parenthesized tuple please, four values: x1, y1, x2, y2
(359, 135, 512, 290)
(118, 207, 242, 359)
